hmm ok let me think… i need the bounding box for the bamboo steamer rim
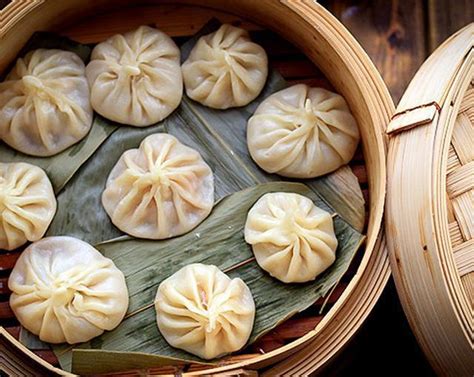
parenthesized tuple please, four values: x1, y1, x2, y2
(0, 1, 394, 376)
(386, 23, 474, 377)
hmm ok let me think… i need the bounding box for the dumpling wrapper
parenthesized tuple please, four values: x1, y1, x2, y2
(244, 192, 337, 283)
(102, 133, 214, 239)
(155, 263, 255, 359)
(247, 84, 360, 178)
(182, 24, 268, 109)
(0, 162, 56, 251)
(86, 25, 182, 127)
(0, 49, 93, 156)
(8, 236, 129, 344)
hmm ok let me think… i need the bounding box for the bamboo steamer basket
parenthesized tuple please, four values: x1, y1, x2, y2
(0, 0, 393, 376)
(386, 23, 474, 377)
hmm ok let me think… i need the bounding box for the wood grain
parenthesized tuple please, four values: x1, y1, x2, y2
(427, 0, 474, 52)
(322, 0, 427, 103)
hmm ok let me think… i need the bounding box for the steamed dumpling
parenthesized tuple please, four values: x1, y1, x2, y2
(0, 162, 56, 251)
(8, 236, 129, 344)
(86, 26, 182, 126)
(182, 24, 268, 109)
(244, 192, 337, 283)
(247, 84, 360, 178)
(0, 49, 93, 156)
(155, 263, 255, 359)
(102, 133, 214, 239)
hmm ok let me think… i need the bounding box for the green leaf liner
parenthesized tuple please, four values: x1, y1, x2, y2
(46, 22, 364, 246)
(57, 182, 364, 375)
(46, 123, 166, 244)
(0, 32, 118, 193)
(72, 349, 209, 376)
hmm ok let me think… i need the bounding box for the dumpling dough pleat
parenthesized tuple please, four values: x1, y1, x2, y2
(0, 162, 56, 251)
(8, 236, 129, 344)
(155, 263, 255, 359)
(0, 49, 93, 156)
(182, 24, 268, 109)
(244, 192, 337, 283)
(102, 133, 214, 239)
(247, 84, 360, 178)
(86, 25, 182, 126)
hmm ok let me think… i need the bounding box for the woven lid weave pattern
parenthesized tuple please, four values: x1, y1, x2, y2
(447, 85, 473, 304)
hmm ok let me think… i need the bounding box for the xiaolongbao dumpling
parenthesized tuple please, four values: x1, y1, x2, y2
(244, 192, 337, 283)
(182, 24, 268, 109)
(247, 84, 360, 178)
(86, 25, 182, 126)
(102, 133, 214, 239)
(0, 162, 56, 251)
(155, 263, 255, 359)
(8, 236, 129, 344)
(0, 49, 93, 156)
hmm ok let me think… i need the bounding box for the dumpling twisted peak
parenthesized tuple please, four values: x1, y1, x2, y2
(245, 192, 337, 283)
(0, 49, 93, 156)
(182, 24, 268, 109)
(247, 84, 360, 178)
(0, 162, 56, 251)
(155, 263, 255, 359)
(102, 133, 214, 239)
(86, 25, 183, 126)
(8, 236, 129, 344)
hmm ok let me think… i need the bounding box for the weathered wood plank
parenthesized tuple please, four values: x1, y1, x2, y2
(427, 0, 474, 52)
(322, 0, 427, 103)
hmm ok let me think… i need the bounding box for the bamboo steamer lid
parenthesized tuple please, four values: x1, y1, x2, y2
(386, 23, 474, 377)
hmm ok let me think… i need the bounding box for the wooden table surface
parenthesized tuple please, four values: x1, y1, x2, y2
(0, 1, 472, 376)
(315, 1, 472, 375)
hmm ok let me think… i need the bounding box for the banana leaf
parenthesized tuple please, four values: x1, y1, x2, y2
(54, 182, 364, 375)
(46, 22, 364, 246)
(46, 123, 166, 243)
(0, 33, 118, 193)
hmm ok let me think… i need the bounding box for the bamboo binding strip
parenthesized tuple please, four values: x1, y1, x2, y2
(0, 1, 394, 375)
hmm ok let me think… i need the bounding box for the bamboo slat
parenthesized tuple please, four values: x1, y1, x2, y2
(386, 23, 474, 377)
(0, 328, 70, 377)
(0, 1, 394, 376)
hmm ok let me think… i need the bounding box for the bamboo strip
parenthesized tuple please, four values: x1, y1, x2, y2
(452, 192, 474, 240)
(0, 328, 70, 376)
(451, 113, 474, 164)
(449, 222, 464, 247)
(453, 240, 474, 276)
(459, 86, 474, 113)
(447, 145, 461, 175)
(447, 162, 474, 198)
(461, 274, 473, 308)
